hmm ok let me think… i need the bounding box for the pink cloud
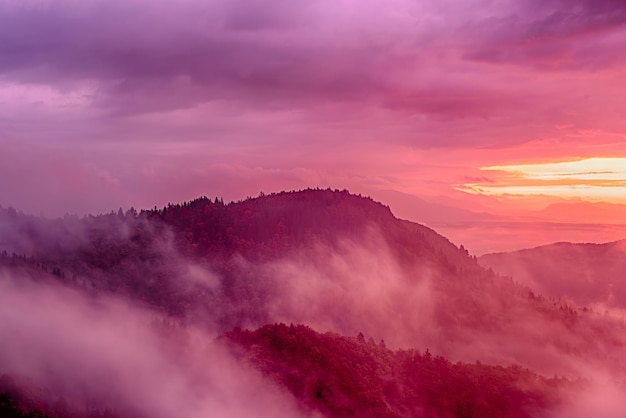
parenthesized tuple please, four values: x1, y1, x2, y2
(1, 0, 625, 252)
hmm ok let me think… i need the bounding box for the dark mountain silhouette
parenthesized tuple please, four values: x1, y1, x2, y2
(3, 189, 483, 324)
(480, 240, 626, 309)
(1, 189, 626, 417)
(1, 190, 626, 369)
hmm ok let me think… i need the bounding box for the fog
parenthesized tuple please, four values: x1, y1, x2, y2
(479, 240, 626, 310)
(553, 373, 626, 418)
(230, 233, 626, 417)
(0, 274, 318, 418)
(258, 235, 437, 347)
(3, 202, 626, 416)
(202, 228, 626, 383)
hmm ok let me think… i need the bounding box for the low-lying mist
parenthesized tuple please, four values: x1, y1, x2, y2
(3, 192, 626, 417)
(245, 235, 626, 378)
(0, 273, 318, 418)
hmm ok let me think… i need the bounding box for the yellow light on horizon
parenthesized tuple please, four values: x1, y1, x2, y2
(485, 157, 626, 181)
(458, 157, 626, 203)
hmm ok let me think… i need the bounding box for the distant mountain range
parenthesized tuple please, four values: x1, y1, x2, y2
(0, 189, 624, 417)
(480, 240, 626, 309)
(368, 189, 495, 224)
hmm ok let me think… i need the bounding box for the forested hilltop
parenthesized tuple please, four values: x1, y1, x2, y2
(0, 189, 623, 417)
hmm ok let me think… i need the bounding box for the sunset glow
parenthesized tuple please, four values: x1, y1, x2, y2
(4, 2, 626, 416)
(488, 158, 626, 182)
(459, 157, 626, 203)
(1, 0, 625, 252)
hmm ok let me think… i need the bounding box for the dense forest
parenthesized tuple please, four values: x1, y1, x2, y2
(223, 324, 573, 418)
(1, 189, 624, 417)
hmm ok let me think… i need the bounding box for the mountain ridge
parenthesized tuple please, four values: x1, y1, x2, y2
(480, 239, 626, 309)
(2, 188, 626, 417)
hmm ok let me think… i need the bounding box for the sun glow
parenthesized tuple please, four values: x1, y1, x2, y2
(459, 157, 626, 203)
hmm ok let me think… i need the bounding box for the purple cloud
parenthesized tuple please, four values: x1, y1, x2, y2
(0, 0, 411, 113)
(463, 0, 626, 69)
(2, 0, 626, 217)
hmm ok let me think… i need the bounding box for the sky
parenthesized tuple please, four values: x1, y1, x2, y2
(1, 0, 626, 252)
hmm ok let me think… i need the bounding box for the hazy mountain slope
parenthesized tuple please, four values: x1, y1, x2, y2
(3, 189, 626, 417)
(1, 189, 626, 376)
(127, 191, 626, 375)
(480, 241, 626, 309)
(2, 190, 481, 331)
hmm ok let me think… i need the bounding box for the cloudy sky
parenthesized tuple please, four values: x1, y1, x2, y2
(1, 0, 626, 249)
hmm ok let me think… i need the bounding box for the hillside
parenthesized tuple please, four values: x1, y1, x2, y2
(2, 190, 626, 371)
(223, 323, 572, 418)
(2, 189, 626, 417)
(480, 240, 626, 309)
(0, 189, 484, 327)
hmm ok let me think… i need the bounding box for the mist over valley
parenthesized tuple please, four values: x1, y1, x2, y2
(1, 189, 625, 417)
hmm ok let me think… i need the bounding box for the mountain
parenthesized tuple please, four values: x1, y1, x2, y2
(2, 189, 485, 330)
(2, 190, 626, 368)
(480, 240, 626, 309)
(1, 189, 626, 417)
